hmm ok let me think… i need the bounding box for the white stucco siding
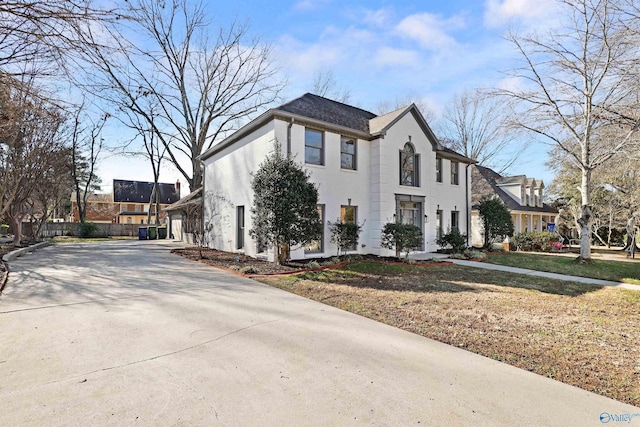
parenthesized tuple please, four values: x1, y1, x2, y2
(288, 123, 372, 258)
(433, 159, 472, 248)
(377, 113, 471, 253)
(203, 120, 280, 258)
(376, 113, 431, 254)
(369, 137, 387, 254)
(203, 109, 472, 261)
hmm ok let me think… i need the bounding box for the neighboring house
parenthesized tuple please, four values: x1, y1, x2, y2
(165, 187, 202, 243)
(471, 165, 558, 247)
(199, 93, 474, 261)
(70, 179, 181, 224)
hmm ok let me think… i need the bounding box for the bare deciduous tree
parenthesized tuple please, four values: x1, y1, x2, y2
(311, 69, 351, 103)
(70, 102, 106, 224)
(75, 0, 284, 192)
(498, 0, 640, 261)
(25, 146, 74, 240)
(438, 89, 523, 174)
(0, 1, 123, 76)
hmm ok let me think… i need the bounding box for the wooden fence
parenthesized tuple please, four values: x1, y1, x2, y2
(27, 222, 143, 238)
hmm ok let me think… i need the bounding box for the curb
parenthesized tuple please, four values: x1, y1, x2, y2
(2, 241, 53, 263)
(0, 259, 8, 294)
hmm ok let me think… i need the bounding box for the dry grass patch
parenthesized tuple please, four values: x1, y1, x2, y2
(257, 262, 640, 407)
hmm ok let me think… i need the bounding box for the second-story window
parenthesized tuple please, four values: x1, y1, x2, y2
(400, 143, 419, 187)
(436, 157, 442, 182)
(305, 128, 324, 165)
(340, 136, 356, 170)
(451, 161, 459, 185)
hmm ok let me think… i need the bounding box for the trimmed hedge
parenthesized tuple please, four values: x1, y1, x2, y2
(512, 231, 561, 252)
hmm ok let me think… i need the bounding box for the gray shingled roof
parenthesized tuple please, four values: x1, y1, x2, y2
(472, 165, 557, 213)
(275, 93, 377, 133)
(495, 175, 527, 185)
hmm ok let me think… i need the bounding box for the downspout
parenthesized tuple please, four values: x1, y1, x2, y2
(287, 117, 294, 157)
(466, 164, 471, 247)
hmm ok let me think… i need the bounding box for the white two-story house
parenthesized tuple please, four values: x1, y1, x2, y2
(200, 93, 474, 261)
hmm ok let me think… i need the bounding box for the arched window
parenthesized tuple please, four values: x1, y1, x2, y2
(400, 143, 419, 186)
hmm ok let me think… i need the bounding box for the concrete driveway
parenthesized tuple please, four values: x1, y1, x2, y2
(0, 241, 637, 426)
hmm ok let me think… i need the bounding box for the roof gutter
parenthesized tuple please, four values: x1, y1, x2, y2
(200, 110, 372, 161)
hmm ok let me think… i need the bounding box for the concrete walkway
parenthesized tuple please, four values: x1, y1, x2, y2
(412, 253, 640, 291)
(1, 241, 638, 426)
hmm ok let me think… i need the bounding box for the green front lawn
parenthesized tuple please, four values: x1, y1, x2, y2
(485, 252, 640, 284)
(257, 261, 640, 406)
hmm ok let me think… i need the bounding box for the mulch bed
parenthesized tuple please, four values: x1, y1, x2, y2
(172, 248, 303, 274)
(171, 247, 450, 276)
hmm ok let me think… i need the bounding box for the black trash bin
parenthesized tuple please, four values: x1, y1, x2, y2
(157, 226, 167, 239)
(138, 227, 148, 240)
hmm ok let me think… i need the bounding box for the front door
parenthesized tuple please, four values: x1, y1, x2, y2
(399, 201, 421, 228)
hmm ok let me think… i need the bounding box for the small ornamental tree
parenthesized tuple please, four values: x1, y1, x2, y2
(437, 228, 468, 253)
(328, 219, 364, 255)
(380, 222, 423, 259)
(477, 197, 514, 248)
(250, 146, 322, 264)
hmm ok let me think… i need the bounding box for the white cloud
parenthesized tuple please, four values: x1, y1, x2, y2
(484, 0, 559, 28)
(363, 8, 393, 27)
(395, 13, 465, 51)
(275, 35, 343, 76)
(495, 76, 527, 93)
(374, 47, 419, 67)
(293, 0, 332, 12)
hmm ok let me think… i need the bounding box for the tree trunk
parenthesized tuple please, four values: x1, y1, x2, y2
(274, 242, 281, 265)
(155, 187, 161, 225)
(578, 168, 592, 260)
(278, 242, 290, 265)
(11, 215, 21, 247)
(578, 205, 592, 260)
(147, 183, 156, 225)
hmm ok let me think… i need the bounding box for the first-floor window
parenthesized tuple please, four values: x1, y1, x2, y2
(340, 205, 357, 250)
(451, 210, 459, 231)
(305, 204, 324, 253)
(236, 206, 245, 250)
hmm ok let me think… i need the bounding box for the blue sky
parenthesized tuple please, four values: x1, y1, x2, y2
(99, 0, 561, 194)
